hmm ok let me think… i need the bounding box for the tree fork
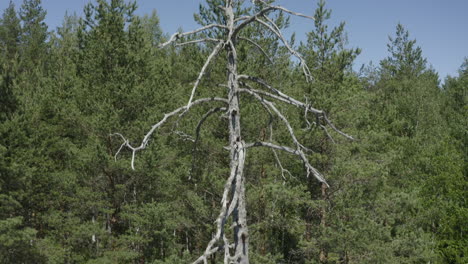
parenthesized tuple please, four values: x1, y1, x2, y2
(112, 1, 353, 263)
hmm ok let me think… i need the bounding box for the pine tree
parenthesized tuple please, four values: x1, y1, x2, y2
(380, 23, 426, 78)
(0, 1, 21, 61)
(19, 0, 48, 69)
(0, 1, 20, 120)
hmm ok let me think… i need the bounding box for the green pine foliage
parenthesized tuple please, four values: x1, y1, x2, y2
(0, 0, 465, 263)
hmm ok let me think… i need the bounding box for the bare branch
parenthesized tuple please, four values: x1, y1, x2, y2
(239, 75, 311, 108)
(272, 148, 292, 181)
(261, 106, 292, 181)
(303, 96, 315, 130)
(173, 130, 195, 142)
(159, 24, 228, 48)
(190, 107, 227, 180)
(244, 141, 325, 185)
(244, 141, 297, 154)
(231, 1, 313, 81)
(240, 91, 328, 184)
(320, 124, 336, 144)
(253, 0, 315, 20)
(238, 37, 273, 64)
(111, 97, 228, 170)
(186, 42, 224, 109)
(234, 15, 249, 24)
(175, 38, 221, 47)
(234, 1, 314, 36)
(195, 107, 227, 145)
(111, 133, 128, 161)
(323, 113, 354, 140)
(238, 75, 355, 140)
(254, 16, 312, 81)
(238, 88, 306, 149)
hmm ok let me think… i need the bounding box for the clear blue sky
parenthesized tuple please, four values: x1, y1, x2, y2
(2, 0, 467, 80)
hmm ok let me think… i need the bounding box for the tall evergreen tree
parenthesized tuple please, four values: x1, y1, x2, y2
(0, 1, 20, 120)
(19, 0, 48, 69)
(380, 23, 426, 78)
(0, 1, 21, 61)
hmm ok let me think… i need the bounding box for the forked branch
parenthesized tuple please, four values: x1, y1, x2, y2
(240, 89, 327, 184)
(112, 97, 228, 170)
(238, 74, 354, 141)
(254, 17, 312, 81)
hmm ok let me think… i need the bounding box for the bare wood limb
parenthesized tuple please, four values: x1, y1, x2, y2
(241, 91, 328, 185)
(244, 141, 318, 183)
(320, 124, 336, 144)
(234, 15, 249, 24)
(238, 37, 273, 64)
(238, 75, 322, 113)
(186, 42, 224, 109)
(175, 38, 221, 47)
(244, 141, 297, 154)
(272, 149, 292, 181)
(303, 96, 314, 130)
(190, 107, 227, 180)
(253, 0, 315, 20)
(254, 17, 312, 81)
(261, 106, 292, 181)
(111, 97, 228, 170)
(238, 75, 355, 140)
(238, 87, 314, 152)
(192, 141, 246, 264)
(159, 24, 228, 48)
(322, 113, 354, 141)
(113, 133, 128, 161)
(173, 130, 195, 142)
(234, 2, 314, 36)
(194, 107, 227, 145)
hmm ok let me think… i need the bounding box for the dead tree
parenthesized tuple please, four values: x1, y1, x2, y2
(113, 1, 353, 263)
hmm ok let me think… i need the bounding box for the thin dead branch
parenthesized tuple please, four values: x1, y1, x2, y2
(190, 107, 227, 180)
(254, 17, 312, 81)
(175, 38, 222, 47)
(187, 42, 224, 109)
(159, 24, 228, 48)
(238, 37, 273, 64)
(111, 97, 228, 170)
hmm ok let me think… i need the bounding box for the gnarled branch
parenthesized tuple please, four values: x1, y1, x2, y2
(159, 24, 227, 48)
(111, 97, 228, 170)
(240, 90, 327, 184)
(238, 74, 354, 141)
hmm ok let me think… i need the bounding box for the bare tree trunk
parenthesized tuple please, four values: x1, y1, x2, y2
(227, 28, 249, 262)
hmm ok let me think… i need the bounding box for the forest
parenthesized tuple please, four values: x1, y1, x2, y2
(0, 0, 466, 263)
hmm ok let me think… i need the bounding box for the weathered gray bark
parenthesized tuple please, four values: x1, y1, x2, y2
(113, 1, 353, 263)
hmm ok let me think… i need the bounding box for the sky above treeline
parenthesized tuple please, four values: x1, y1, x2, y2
(1, 0, 467, 80)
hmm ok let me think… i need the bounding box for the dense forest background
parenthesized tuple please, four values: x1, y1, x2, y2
(0, 0, 466, 263)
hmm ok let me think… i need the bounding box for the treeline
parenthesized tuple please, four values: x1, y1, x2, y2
(0, 0, 465, 263)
